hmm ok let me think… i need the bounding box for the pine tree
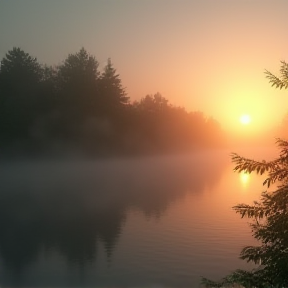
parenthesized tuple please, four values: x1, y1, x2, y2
(57, 47, 99, 115)
(98, 58, 129, 114)
(0, 47, 43, 143)
(202, 61, 288, 288)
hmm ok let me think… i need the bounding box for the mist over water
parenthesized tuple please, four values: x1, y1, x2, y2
(0, 149, 275, 287)
(1, 1, 288, 285)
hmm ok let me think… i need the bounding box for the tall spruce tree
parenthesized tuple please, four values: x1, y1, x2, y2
(98, 58, 129, 115)
(0, 47, 43, 143)
(54, 48, 100, 142)
(56, 48, 99, 115)
(202, 61, 288, 287)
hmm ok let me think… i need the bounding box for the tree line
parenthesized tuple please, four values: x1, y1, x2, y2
(0, 47, 226, 157)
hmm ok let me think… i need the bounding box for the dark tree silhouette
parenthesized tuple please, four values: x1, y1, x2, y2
(56, 48, 99, 116)
(50, 48, 101, 145)
(135, 93, 169, 113)
(0, 47, 43, 146)
(0, 47, 226, 156)
(98, 58, 129, 114)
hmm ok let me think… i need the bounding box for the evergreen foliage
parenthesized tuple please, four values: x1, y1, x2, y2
(56, 47, 99, 114)
(202, 62, 288, 288)
(0, 47, 226, 156)
(98, 58, 129, 110)
(265, 61, 288, 90)
(0, 48, 44, 143)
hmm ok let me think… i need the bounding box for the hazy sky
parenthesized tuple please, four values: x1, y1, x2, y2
(1, 0, 288, 135)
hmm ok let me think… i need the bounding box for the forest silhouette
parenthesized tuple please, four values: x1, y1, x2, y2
(0, 47, 226, 157)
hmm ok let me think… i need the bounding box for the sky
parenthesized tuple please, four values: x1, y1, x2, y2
(1, 0, 288, 138)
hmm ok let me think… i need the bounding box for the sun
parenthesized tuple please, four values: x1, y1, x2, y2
(239, 114, 251, 125)
(240, 171, 250, 187)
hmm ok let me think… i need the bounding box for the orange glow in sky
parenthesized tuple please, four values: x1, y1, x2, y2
(1, 0, 288, 141)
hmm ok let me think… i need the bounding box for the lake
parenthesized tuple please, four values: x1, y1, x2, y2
(0, 148, 276, 287)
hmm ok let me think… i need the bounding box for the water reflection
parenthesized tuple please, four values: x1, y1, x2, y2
(0, 152, 228, 285)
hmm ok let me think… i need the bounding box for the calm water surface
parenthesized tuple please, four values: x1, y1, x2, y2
(0, 149, 276, 287)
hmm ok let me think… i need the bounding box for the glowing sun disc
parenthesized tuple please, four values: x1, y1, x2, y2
(240, 114, 251, 125)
